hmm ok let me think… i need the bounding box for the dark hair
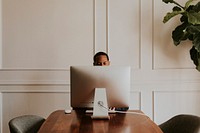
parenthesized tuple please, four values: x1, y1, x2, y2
(93, 52, 109, 62)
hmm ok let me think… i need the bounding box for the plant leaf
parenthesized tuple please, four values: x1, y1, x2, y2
(196, 60, 200, 71)
(193, 2, 200, 12)
(162, 0, 174, 4)
(193, 32, 200, 52)
(190, 46, 200, 71)
(187, 25, 200, 33)
(163, 10, 184, 23)
(185, 0, 195, 9)
(187, 11, 200, 24)
(173, 6, 182, 11)
(172, 23, 189, 45)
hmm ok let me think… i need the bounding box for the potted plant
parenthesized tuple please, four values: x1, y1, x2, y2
(162, 0, 200, 71)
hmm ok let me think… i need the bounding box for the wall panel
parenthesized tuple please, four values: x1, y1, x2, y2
(129, 91, 141, 110)
(154, 90, 200, 124)
(108, 0, 140, 68)
(2, 0, 94, 69)
(94, 0, 108, 52)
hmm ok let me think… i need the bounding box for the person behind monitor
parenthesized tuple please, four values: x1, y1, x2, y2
(93, 51, 110, 66)
(93, 52, 129, 111)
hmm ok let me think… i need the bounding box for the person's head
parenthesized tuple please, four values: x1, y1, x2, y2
(93, 52, 110, 66)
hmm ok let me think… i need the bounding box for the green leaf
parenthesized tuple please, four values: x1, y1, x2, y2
(193, 32, 200, 52)
(193, 2, 200, 12)
(172, 23, 189, 45)
(187, 11, 200, 24)
(173, 6, 182, 11)
(190, 46, 200, 71)
(185, 0, 195, 9)
(196, 62, 200, 71)
(163, 10, 184, 23)
(180, 15, 188, 22)
(187, 25, 200, 33)
(162, 0, 174, 4)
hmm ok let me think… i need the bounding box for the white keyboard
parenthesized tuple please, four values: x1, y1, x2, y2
(86, 110, 116, 114)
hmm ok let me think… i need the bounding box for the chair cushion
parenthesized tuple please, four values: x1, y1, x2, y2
(9, 115, 45, 133)
(159, 114, 200, 133)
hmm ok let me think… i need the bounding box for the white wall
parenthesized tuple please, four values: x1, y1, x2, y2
(0, 0, 200, 132)
(0, 0, 2, 68)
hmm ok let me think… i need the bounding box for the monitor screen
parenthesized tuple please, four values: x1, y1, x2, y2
(70, 66, 130, 109)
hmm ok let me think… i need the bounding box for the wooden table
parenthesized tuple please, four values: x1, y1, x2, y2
(38, 110, 163, 133)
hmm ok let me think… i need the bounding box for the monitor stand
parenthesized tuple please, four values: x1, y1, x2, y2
(91, 88, 110, 119)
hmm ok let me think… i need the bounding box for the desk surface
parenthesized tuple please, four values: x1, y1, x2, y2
(38, 110, 163, 133)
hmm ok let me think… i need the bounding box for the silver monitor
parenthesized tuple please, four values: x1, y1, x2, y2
(70, 66, 131, 110)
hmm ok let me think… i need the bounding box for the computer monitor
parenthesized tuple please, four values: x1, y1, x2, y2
(70, 66, 130, 111)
